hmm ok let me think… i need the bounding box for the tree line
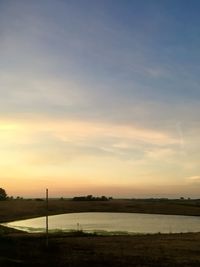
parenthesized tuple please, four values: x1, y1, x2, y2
(72, 195, 113, 201)
(0, 188, 7, 200)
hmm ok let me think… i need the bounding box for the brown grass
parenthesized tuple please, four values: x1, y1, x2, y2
(1, 232, 200, 266)
(1, 199, 200, 266)
(0, 198, 200, 223)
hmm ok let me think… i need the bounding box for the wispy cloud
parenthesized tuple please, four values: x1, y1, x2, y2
(186, 176, 200, 183)
(0, 116, 178, 145)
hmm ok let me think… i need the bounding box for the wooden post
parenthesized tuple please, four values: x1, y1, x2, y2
(46, 188, 49, 247)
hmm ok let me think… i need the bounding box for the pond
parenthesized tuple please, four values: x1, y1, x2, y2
(2, 212, 200, 234)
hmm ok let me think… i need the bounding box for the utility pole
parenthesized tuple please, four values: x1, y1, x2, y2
(46, 188, 49, 247)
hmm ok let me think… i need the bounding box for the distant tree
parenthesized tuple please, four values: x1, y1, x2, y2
(0, 188, 7, 200)
(86, 195, 93, 201)
(72, 195, 112, 201)
(100, 196, 108, 201)
(16, 196, 23, 200)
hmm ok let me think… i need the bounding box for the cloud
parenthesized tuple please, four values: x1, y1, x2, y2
(187, 176, 200, 183)
(0, 116, 178, 145)
(0, 72, 88, 110)
(0, 116, 180, 171)
(145, 148, 176, 160)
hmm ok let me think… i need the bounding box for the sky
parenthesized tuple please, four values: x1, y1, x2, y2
(0, 0, 200, 198)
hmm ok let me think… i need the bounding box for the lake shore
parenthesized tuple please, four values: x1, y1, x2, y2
(1, 199, 200, 266)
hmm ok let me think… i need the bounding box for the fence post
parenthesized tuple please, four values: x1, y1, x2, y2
(46, 188, 49, 247)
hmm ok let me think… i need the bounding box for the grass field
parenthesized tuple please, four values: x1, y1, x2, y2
(1, 199, 200, 266)
(1, 198, 200, 223)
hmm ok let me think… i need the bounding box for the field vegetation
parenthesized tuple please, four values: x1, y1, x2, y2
(1, 198, 200, 266)
(1, 198, 200, 223)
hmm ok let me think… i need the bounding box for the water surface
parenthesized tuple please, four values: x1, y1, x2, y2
(2, 212, 200, 234)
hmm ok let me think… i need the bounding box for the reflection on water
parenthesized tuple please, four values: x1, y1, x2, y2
(2, 212, 200, 234)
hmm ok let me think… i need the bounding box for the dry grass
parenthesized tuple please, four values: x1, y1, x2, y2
(1, 232, 200, 266)
(1, 199, 200, 266)
(0, 198, 200, 223)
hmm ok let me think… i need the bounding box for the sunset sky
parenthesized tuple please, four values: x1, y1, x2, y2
(1, 0, 200, 198)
